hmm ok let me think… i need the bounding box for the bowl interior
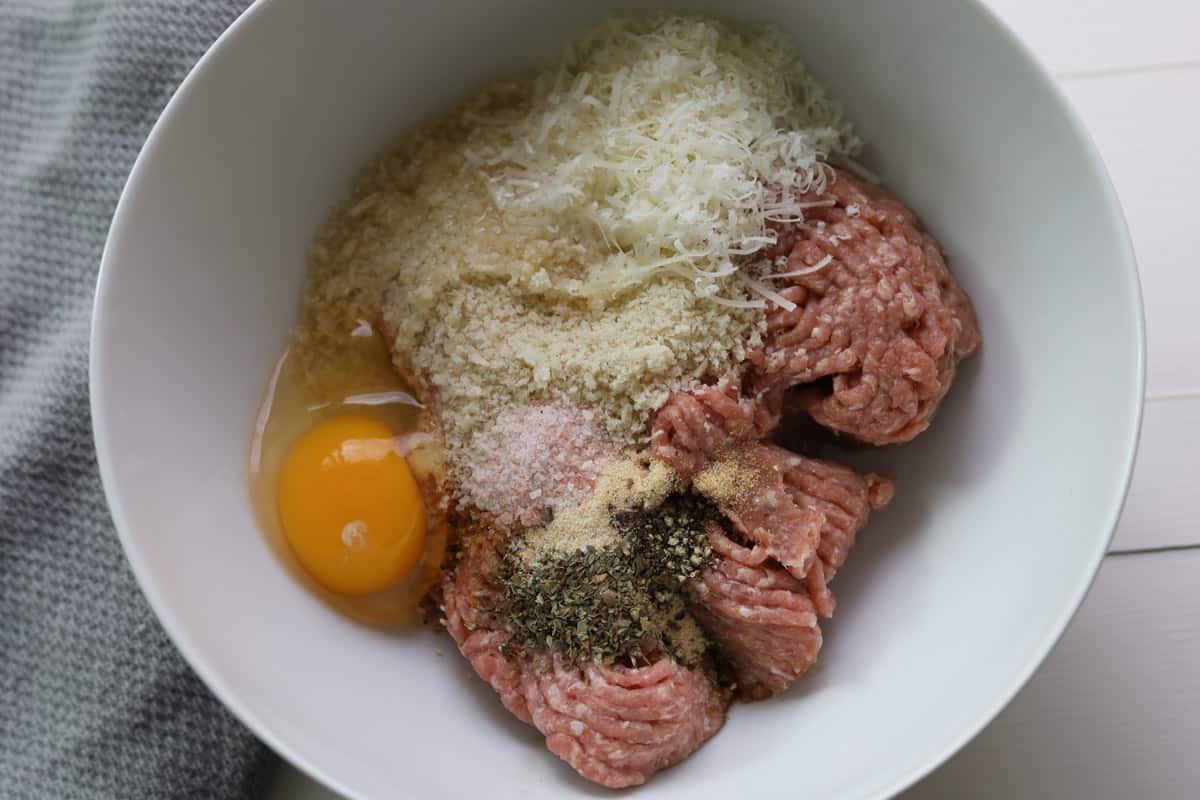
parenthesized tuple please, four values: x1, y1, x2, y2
(91, 1, 1142, 798)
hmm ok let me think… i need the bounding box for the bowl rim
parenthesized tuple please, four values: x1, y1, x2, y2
(89, 1, 1146, 798)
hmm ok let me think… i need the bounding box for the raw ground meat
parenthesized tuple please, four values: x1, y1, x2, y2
(751, 168, 981, 445)
(441, 533, 729, 788)
(685, 446, 892, 698)
(650, 378, 782, 481)
(780, 446, 895, 578)
(700, 444, 892, 610)
(700, 447, 827, 579)
(525, 654, 728, 789)
(689, 525, 823, 700)
(440, 527, 533, 723)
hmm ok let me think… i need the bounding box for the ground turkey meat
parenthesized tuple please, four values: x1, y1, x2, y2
(751, 168, 981, 445)
(698, 445, 892, 608)
(440, 528, 533, 723)
(689, 524, 823, 699)
(524, 654, 728, 789)
(780, 445, 895, 579)
(650, 379, 782, 481)
(441, 533, 729, 788)
(697, 446, 827, 580)
(685, 449, 891, 698)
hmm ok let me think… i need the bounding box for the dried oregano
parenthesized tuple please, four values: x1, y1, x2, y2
(490, 493, 716, 666)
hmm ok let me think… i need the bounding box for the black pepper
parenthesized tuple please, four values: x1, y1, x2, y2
(488, 492, 717, 666)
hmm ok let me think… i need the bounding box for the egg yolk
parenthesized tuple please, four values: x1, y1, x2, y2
(278, 416, 426, 595)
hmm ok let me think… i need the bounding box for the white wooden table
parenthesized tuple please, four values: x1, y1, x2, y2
(268, 2, 1200, 797)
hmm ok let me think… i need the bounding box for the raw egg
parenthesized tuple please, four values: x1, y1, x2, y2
(278, 415, 426, 595)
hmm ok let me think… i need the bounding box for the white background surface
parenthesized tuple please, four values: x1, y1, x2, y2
(267, 1, 1200, 797)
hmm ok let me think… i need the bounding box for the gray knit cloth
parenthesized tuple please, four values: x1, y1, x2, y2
(0, 2, 276, 798)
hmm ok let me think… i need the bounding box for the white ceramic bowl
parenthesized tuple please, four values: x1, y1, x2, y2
(90, 1, 1143, 798)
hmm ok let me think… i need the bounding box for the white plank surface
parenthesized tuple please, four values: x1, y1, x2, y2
(985, 0, 1200, 76)
(1111, 395, 1200, 552)
(266, 1, 1200, 798)
(902, 550, 1200, 800)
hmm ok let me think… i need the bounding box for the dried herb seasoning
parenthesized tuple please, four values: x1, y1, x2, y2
(489, 492, 717, 666)
(611, 492, 716, 583)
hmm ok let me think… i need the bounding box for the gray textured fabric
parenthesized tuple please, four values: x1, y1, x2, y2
(0, 2, 275, 798)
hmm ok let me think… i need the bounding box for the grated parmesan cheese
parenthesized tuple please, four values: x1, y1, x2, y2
(465, 14, 859, 300)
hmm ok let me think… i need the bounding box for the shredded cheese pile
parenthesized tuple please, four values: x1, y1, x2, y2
(466, 14, 859, 304)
